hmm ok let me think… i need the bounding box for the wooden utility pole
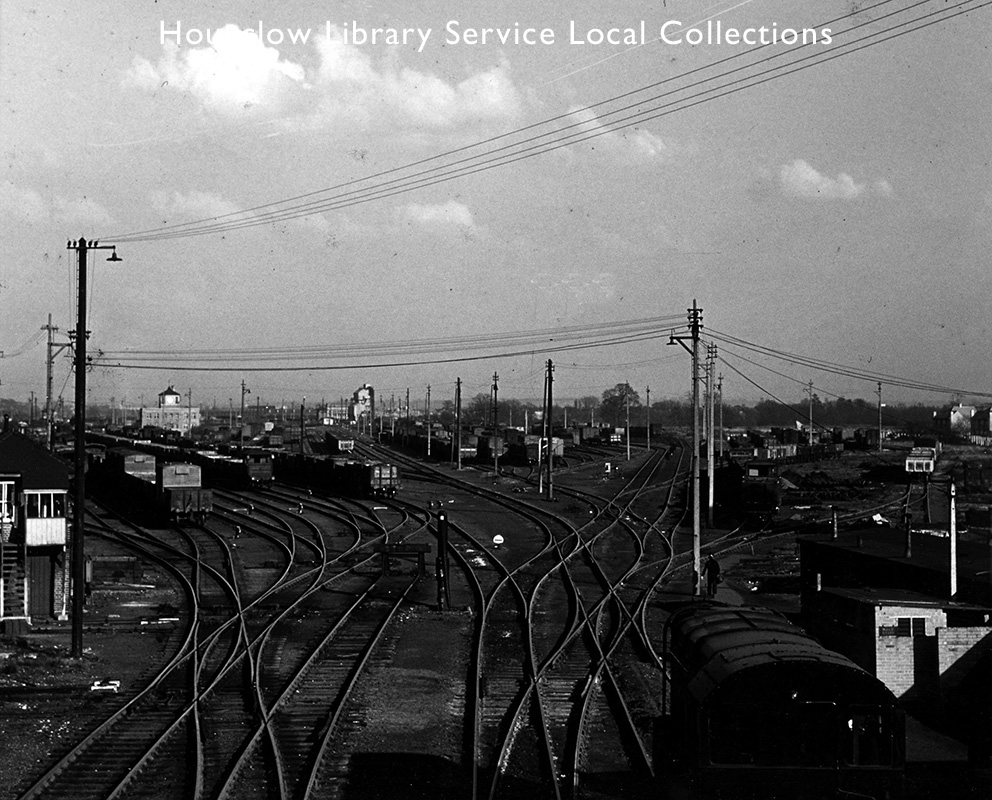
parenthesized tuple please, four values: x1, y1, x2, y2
(66, 236, 121, 658)
(492, 372, 499, 475)
(455, 379, 463, 469)
(669, 301, 702, 594)
(625, 382, 631, 461)
(718, 373, 724, 458)
(545, 359, 554, 500)
(43, 315, 71, 450)
(646, 386, 651, 450)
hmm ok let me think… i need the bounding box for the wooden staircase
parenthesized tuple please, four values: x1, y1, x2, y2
(0, 542, 28, 632)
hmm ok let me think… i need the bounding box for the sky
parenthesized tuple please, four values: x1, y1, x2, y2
(1, 0, 991, 416)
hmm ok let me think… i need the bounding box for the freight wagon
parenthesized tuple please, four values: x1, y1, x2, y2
(191, 449, 274, 489)
(274, 453, 399, 498)
(324, 431, 356, 454)
(740, 459, 782, 520)
(95, 447, 212, 524)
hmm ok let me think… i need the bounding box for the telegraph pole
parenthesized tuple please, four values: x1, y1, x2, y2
(492, 371, 499, 475)
(43, 315, 71, 450)
(240, 380, 250, 448)
(807, 380, 814, 445)
(718, 372, 724, 459)
(707, 344, 716, 527)
(545, 359, 554, 500)
(625, 382, 631, 461)
(669, 301, 702, 594)
(426, 385, 432, 457)
(646, 386, 651, 450)
(877, 382, 884, 452)
(454, 378, 462, 468)
(66, 236, 121, 658)
(300, 398, 305, 455)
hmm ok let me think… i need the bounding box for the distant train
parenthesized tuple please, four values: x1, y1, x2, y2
(190, 448, 274, 489)
(741, 459, 782, 520)
(275, 453, 399, 498)
(661, 603, 904, 799)
(88, 433, 273, 491)
(324, 431, 356, 454)
(93, 447, 212, 524)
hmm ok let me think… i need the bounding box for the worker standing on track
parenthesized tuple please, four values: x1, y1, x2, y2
(702, 555, 721, 597)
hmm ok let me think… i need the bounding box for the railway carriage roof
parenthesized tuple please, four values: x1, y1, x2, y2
(669, 604, 891, 705)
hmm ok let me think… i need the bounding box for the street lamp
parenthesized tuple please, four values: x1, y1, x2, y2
(66, 236, 122, 658)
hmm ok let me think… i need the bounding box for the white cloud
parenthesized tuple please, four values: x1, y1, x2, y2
(313, 29, 522, 127)
(151, 190, 242, 220)
(124, 25, 306, 112)
(124, 24, 523, 128)
(402, 200, 476, 228)
(0, 181, 114, 226)
(779, 159, 893, 200)
(563, 107, 674, 161)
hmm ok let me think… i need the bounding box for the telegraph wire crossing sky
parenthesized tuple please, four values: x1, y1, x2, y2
(1, 0, 990, 409)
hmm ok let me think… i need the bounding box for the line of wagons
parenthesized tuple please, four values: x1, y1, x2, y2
(90, 446, 213, 525)
(87, 433, 400, 524)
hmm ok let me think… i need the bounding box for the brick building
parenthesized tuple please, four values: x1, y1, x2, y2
(800, 528, 992, 759)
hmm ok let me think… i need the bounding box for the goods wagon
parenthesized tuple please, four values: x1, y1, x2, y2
(95, 447, 211, 524)
(325, 432, 356, 454)
(741, 459, 782, 520)
(274, 453, 399, 498)
(191, 449, 274, 489)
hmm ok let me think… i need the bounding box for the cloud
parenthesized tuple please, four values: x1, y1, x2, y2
(0, 181, 114, 226)
(151, 189, 243, 220)
(402, 200, 476, 228)
(312, 29, 521, 127)
(779, 159, 893, 199)
(125, 24, 523, 129)
(563, 107, 674, 161)
(124, 25, 306, 112)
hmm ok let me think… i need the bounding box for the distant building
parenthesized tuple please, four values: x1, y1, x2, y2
(0, 431, 71, 632)
(349, 384, 374, 425)
(139, 386, 201, 434)
(934, 404, 975, 437)
(972, 407, 992, 435)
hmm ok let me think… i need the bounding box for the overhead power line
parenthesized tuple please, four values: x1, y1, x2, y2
(90, 315, 684, 372)
(102, 0, 990, 243)
(708, 329, 992, 399)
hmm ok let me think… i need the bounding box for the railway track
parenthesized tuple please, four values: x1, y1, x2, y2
(14, 434, 909, 800)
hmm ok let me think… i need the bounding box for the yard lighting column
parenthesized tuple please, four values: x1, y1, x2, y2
(66, 236, 121, 659)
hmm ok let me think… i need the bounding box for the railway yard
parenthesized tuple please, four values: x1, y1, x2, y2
(1, 436, 990, 799)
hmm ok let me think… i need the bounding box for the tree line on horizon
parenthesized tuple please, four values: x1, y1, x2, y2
(0, 385, 945, 435)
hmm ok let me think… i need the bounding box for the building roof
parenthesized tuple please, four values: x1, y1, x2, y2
(158, 386, 181, 397)
(0, 432, 70, 489)
(800, 528, 992, 604)
(821, 586, 991, 612)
